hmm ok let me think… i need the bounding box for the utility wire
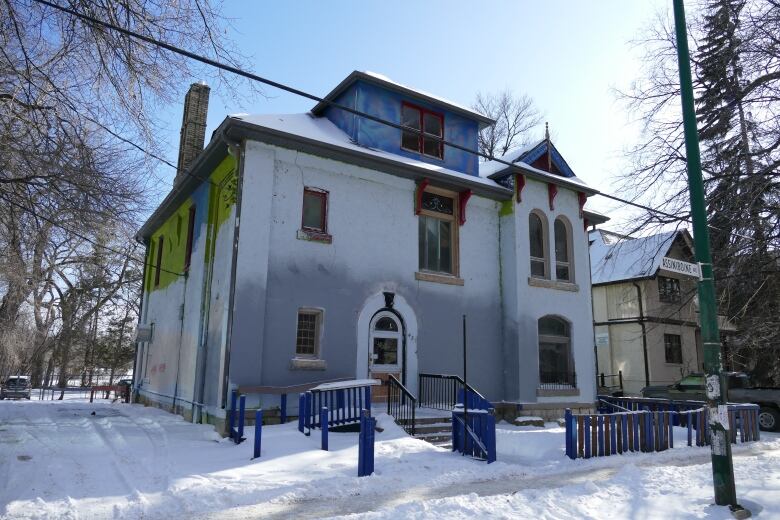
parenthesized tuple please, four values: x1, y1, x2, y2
(30, 0, 763, 246)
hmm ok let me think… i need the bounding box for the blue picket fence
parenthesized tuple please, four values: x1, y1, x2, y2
(452, 407, 497, 463)
(565, 402, 760, 460)
(358, 411, 376, 477)
(298, 382, 374, 435)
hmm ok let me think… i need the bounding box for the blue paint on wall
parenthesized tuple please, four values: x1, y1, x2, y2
(323, 80, 480, 176)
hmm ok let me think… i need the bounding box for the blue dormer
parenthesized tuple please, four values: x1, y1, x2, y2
(312, 71, 494, 177)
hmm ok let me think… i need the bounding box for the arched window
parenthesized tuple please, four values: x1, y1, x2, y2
(538, 316, 575, 388)
(529, 211, 549, 278)
(554, 218, 573, 282)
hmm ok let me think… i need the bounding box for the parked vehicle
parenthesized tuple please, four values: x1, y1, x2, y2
(642, 372, 780, 432)
(1, 375, 32, 400)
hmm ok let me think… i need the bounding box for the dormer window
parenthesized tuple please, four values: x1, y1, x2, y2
(401, 103, 443, 159)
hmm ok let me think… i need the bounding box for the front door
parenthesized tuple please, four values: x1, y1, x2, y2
(369, 312, 403, 401)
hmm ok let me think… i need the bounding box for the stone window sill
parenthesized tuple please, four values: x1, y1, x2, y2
(297, 229, 332, 244)
(536, 388, 580, 397)
(415, 271, 464, 286)
(290, 358, 327, 370)
(528, 277, 579, 292)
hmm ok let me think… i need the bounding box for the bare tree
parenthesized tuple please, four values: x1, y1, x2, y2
(473, 90, 543, 159)
(617, 0, 780, 383)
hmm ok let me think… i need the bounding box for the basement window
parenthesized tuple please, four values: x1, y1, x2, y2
(295, 309, 322, 358)
(401, 103, 444, 159)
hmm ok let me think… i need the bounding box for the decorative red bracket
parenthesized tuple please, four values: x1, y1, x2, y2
(578, 191, 587, 218)
(415, 178, 430, 215)
(515, 174, 526, 203)
(458, 189, 472, 225)
(548, 183, 558, 211)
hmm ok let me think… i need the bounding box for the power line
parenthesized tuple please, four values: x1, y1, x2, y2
(30, 0, 763, 245)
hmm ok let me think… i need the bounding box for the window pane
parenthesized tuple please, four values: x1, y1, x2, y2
(426, 216, 440, 271)
(418, 214, 453, 274)
(422, 136, 442, 158)
(401, 105, 421, 152)
(664, 334, 682, 364)
(531, 259, 546, 277)
(539, 316, 569, 337)
(402, 105, 420, 129)
(556, 265, 570, 281)
(402, 130, 420, 151)
(302, 191, 324, 230)
(375, 317, 398, 331)
(374, 338, 398, 365)
(423, 113, 442, 136)
(554, 220, 568, 262)
(421, 191, 453, 215)
(529, 214, 544, 258)
(439, 220, 452, 273)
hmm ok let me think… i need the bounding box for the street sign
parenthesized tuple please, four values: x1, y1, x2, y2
(661, 257, 700, 278)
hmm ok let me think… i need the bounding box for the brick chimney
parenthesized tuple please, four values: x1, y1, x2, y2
(176, 81, 210, 184)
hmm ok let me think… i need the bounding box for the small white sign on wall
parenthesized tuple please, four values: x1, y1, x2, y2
(595, 333, 610, 348)
(661, 257, 701, 278)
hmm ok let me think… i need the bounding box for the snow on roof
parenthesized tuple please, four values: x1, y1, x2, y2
(310, 70, 494, 126)
(589, 229, 680, 284)
(361, 71, 492, 122)
(229, 112, 509, 192)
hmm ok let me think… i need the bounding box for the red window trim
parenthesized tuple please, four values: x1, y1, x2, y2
(184, 205, 196, 272)
(302, 188, 328, 233)
(154, 235, 164, 287)
(401, 101, 444, 160)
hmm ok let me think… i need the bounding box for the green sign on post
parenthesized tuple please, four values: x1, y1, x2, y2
(671, 1, 747, 517)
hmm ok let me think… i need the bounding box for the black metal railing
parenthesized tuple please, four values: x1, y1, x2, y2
(538, 371, 577, 390)
(418, 373, 488, 410)
(387, 374, 416, 436)
(599, 370, 623, 396)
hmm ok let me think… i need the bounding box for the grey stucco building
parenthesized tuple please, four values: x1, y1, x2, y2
(134, 71, 606, 428)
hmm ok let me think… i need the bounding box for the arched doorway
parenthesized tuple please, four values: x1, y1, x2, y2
(369, 312, 404, 383)
(356, 292, 418, 398)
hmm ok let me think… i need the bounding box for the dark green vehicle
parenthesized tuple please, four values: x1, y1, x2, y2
(642, 372, 780, 432)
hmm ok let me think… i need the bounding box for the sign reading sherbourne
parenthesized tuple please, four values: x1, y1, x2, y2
(661, 257, 701, 278)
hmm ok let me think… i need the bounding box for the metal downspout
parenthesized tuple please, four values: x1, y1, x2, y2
(220, 139, 245, 411)
(633, 282, 650, 388)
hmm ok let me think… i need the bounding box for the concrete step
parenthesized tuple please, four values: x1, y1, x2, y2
(413, 432, 452, 444)
(403, 416, 452, 426)
(412, 422, 452, 435)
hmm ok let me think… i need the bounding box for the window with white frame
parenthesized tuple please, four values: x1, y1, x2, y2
(529, 211, 549, 278)
(554, 218, 572, 281)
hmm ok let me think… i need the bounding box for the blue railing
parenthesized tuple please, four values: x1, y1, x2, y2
(456, 387, 492, 411)
(298, 381, 374, 435)
(565, 402, 760, 460)
(452, 407, 496, 463)
(419, 373, 489, 411)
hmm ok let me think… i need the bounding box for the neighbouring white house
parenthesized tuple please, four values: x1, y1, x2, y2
(133, 71, 609, 431)
(589, 228, 736, 396)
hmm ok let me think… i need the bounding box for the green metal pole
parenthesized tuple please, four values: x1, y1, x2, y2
(672, 1, 745, 515)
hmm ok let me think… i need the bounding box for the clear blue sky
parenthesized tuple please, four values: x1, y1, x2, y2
(155, 0, 670, 227)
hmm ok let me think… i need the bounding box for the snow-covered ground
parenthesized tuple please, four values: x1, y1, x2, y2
(0, 399, 778, 519)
